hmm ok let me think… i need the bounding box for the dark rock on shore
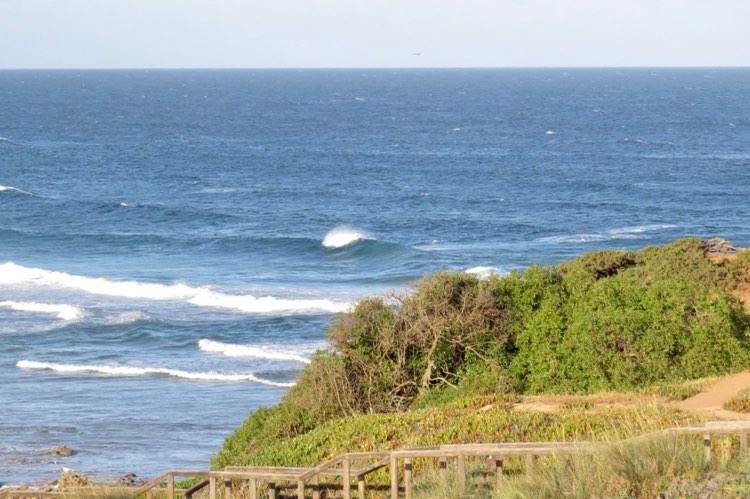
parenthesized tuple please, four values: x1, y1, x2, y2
(116, 472, 145, 487)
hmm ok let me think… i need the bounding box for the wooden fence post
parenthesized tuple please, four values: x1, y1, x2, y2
(312, 475, 320, 499)
(343, 454, 351, 499)
(268, 481, 276, 499)
(357, 474, 366, 499)
(390, 455, 399, 499)
(209, 476, 217, 499)
(704, 434, 712, 461)
(248, 479, 257, 499)
(404, 458, 413, 499)
(741, 433, 748, 457)
(494, 456, 503, 492)
(457, 454, 466, 493)
(224, 479, 232, 499)
(297, 480, 305, 499)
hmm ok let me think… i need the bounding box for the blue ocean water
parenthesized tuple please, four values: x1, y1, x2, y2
(1, 68, 749, 484)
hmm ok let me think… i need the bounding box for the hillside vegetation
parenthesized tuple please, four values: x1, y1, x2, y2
(214, 238, 750, 469)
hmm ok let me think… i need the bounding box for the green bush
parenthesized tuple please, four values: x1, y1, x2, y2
(214, 239, 750, 469)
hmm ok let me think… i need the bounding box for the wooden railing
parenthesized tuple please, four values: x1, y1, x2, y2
(3, 420, 750, 499)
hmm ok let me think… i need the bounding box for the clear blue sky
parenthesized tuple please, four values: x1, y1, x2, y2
(2, 0, 748, 69)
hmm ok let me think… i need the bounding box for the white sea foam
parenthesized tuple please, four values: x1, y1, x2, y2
(546, 130, 556, 135)
(538, 224, 677, 244)
(0, 301, 85, 321)
(105, 311, 156, 325)
(464, 266, 507, 280)
(198, 339, 312, 364)
(322, 227, 373, 249)
(16, 360, 294, 387)
(0, 262, 350, 314)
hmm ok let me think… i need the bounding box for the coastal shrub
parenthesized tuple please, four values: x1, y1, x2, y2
(215, 239, 750, 469)
(328, 273, 515, 413)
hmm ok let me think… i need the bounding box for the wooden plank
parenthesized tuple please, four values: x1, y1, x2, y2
(299, 455, 345, 480)
(741, 433, 748, 457)
(166, 473, 174, 498)
(297, 480, 305, 499)
(224, 479, 232, 499)
(248, 478, 257, 499)
(133, 472, 170, 496)
(438, 457, 447, 486)
(268, 481, 276, 499)
(184, 479, 210, 499)
(352, 457, 390, 476)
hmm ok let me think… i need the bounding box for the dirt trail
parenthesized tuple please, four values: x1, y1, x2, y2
(677, 371, 750, 412)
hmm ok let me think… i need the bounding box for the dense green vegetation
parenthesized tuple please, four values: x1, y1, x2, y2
(214, 238, 750, 470)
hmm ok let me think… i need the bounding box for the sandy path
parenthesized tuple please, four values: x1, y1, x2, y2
(677, 371, 750, 411)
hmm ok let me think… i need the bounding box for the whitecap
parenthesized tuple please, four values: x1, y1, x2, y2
(463, 266, 507, 280)
(0, 301, 85, 321)
(198, 339, 312, 364)
(322, 227, 373, 249)
(0, 262, 350, 314)
(545, 130, 555, 135)
(538, 224, 677, 244)
(0, 185, 33, 196)
(16, 360, 294, 387)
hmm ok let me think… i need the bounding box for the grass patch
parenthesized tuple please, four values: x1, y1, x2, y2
(724, 388, 750, 412)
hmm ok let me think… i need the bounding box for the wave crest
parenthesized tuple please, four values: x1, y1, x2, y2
(16, 360, 294, 387)
(322, 227, 373, 249)
(0, 301, 85, 321)
(0, 262, 350, 314)
(464, 266, 507, 280)
(198, 339, 312, 363)
(0, 185, 33, 196)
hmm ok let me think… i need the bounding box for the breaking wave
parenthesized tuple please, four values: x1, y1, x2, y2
(0, 262, 350, 314)
(0, 185, 33, 196)
(0, 301, 85, 321)
(464, 266, 507, 280)
(322, 227, 373, 249)
(198, 339, 313, 363)
(16, 360, 294, 387)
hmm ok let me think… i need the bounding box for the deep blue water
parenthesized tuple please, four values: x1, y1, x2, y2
(1, 68, 749, 484)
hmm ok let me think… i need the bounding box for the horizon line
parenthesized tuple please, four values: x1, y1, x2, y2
(1, 65, 749, 72)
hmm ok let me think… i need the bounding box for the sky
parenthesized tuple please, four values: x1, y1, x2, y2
(1, 0, 749, 69)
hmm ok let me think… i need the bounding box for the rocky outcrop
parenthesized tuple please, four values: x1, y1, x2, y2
(46, 445, 74, 457)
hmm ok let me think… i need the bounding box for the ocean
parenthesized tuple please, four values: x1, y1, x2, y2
(1, 68, 749, 484)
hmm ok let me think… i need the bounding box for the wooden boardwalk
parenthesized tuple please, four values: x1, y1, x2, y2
(3, 420, 750, 498)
